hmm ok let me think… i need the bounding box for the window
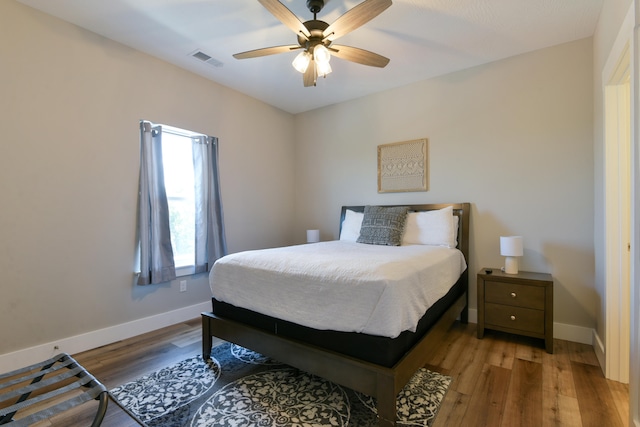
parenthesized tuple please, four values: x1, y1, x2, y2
(137, 121, 227, 285)
(160, 127, 196, 274)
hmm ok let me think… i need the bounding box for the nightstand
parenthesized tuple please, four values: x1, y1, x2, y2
(477, 268, 554, 353)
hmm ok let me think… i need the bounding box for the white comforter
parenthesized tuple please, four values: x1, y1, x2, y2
(209, 241, 467, 338)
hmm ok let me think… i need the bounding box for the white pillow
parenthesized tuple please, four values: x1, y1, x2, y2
(340, 209, 364, 241)
(402, 206, 457, 247)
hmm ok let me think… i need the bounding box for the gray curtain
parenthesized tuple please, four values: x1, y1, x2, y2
(137, 121, 176, 285)
(192, 135, 227, 273)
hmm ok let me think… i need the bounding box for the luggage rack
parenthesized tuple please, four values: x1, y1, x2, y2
(0, 353, 108, 426)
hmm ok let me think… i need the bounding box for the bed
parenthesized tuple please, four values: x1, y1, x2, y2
(202, 203, 470, 427)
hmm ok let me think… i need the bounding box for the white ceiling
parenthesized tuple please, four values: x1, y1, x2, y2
(17, 0, 603, 114)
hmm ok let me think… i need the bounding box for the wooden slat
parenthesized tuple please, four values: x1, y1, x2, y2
(542, 393, 582, 427)
(571, 361, 625, 427)
(486, 331, 517, 369)
(514, 335, 545, 363)
(502, 358, 543, 426)
(459, 363, 510, 426)
(542, 338, 577, 398)
(542, 338, 582, 426)
(567, 341, 600, 366)
(430, 390, 469, 427)
(608, 380, 630, 425)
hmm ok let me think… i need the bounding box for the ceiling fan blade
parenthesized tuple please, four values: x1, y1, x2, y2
(322, 0, 392, 41)
(330, 44, 389, 67)
(233, 45, 301, 59)
(258, 0, 311, 39)
(303, 63, 316, 87)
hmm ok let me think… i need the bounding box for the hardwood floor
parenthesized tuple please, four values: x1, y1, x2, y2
(14, 319, 628, 426)
(427, 323, 629, 427)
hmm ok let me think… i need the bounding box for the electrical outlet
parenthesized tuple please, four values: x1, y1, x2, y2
(179, 280, 187, 292)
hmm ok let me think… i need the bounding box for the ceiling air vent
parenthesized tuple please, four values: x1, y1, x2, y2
(190, 50, 223, 68)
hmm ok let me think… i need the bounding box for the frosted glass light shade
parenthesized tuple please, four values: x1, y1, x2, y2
(292, 51, 311, 73)
(316, 60, 332, 77)
(307, 229, 320, 243)
(500, 236, 523, 274)
(314, 45, 331, 63)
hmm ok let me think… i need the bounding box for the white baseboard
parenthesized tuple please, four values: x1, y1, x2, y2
(554, 322, 594, 345)
(0, 301, 210, 374)
(593, 329, 606, 372)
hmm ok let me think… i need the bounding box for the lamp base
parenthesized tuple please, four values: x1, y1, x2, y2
(504, 256, 519, 274)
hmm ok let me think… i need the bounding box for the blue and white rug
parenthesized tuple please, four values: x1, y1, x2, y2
(110, 343, 450, 427)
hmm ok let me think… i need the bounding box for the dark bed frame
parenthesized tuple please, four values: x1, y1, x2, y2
(202, 203, 470, 427)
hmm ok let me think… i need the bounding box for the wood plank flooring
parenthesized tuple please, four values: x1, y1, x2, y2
(11, 319, 628, 426)
(427, 324, 629, 427)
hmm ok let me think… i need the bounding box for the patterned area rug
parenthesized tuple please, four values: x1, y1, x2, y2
(110, 343, 451, 427)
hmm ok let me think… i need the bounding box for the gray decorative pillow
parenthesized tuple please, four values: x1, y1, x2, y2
(357, 205, 409, 246)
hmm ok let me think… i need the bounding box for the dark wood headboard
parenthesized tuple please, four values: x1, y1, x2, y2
(339, 203, 471, 265)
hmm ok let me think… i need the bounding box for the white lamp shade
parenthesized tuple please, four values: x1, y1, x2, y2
(306, 229, 320, 243)
(500, 236, 523, 256)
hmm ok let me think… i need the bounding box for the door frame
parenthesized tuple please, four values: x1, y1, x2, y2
(603, 4, 638, 425)
(604, 36, 631, 383)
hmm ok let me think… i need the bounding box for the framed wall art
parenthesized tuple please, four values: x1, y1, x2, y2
(377, 138, 428, 193)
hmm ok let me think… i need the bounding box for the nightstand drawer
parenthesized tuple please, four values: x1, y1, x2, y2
(484, 281, 545, 310)
(485, 303, 545, 334)
(478, 269, 553, 353)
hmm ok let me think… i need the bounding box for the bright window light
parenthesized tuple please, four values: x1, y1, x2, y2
(161, 130, 195, 270)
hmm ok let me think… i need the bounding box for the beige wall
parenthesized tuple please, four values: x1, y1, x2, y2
(0, 0, 610, 360)
(294, 38, 595, 330)
(0, 1, 295, 354)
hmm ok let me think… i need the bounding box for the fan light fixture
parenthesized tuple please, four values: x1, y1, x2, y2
(314, 44, 331, 63)
(292, 51, 312, 73)
(316, 59, 332, 76)
(292, 44, 332, 76)
(233, 0, 392, 87)
(313, 44, 332, 76)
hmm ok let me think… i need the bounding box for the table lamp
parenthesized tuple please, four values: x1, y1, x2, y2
(500, 236, 523, 274)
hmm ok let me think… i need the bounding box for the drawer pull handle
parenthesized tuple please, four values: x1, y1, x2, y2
(510, 315, 516, 321)
(510, 292, 517, 298)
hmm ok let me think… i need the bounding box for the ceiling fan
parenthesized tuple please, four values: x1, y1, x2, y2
(233, 0, 392, 87)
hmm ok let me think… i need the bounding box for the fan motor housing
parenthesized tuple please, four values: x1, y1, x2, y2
(298, 19, 330, 49)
